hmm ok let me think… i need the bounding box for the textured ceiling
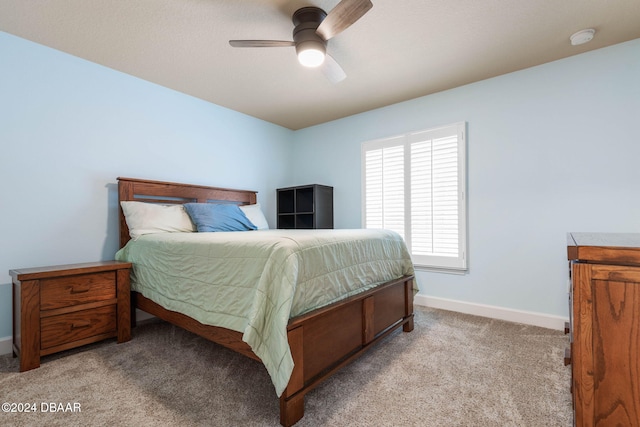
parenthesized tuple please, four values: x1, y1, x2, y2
(1, 0, 639, 130)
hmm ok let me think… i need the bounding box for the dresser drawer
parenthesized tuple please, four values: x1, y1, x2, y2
(41, 305, 117, 350)
(40, 271, 117, 310)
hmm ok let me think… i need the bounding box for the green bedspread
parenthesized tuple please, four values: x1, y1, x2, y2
(115, 228, 415, 396)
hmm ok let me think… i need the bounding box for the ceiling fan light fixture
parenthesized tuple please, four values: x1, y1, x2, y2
(298, 47, 325, 67)
(296, 41, 326, 67)
(229, 1, 374, 80)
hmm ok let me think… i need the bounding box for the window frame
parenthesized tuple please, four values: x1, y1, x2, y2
(361, 122, 468, 271)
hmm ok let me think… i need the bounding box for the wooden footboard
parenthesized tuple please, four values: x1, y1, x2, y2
(280, 275, 414, 426)
(132, 274, 414, 426)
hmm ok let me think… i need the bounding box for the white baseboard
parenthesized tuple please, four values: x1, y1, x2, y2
(1, 336, 12, 356)
(415, 294, 569, 331)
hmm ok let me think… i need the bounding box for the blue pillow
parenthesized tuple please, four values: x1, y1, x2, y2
(184, 203, 257, 232)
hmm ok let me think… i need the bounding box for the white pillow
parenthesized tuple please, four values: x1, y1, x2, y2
(121, 201, 195, 240)
(239, 203, 269, 230)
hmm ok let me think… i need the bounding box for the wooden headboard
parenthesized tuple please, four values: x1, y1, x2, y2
(117, 177, 258, 248)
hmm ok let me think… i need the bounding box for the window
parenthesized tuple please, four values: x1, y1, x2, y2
(362, 122, 467, 271)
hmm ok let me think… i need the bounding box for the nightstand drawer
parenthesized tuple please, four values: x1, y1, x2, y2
(41, 305, 117, 350)
(40, 271, 117, 310)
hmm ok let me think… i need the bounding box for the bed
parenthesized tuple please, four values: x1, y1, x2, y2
(115, 177, 416, 426)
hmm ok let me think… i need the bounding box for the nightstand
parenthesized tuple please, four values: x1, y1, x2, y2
(11, 261, 132, 372)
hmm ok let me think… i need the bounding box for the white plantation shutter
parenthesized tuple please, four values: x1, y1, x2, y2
(362, 122, 467, 270)
(364, 139, 405, 238)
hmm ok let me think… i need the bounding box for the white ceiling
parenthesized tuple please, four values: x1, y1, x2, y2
(1, 0, 639, 130)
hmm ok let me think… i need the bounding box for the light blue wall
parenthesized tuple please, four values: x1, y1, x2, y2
(0, 32, 293, 339)
(291, 39, 640, 318)
(2, 29, 639, 341)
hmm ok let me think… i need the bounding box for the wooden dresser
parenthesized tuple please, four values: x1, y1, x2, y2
(567, 232, 640, 426)
(11, 261, 132, 372)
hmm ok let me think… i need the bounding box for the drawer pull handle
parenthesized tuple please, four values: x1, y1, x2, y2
(71, 322, 92, 330)
(70, 287, 90, 294)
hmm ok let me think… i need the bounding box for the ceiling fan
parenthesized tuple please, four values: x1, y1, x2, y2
(229, 0, 373, 83)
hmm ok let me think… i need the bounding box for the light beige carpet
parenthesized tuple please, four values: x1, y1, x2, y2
(0, 306, 572, 426)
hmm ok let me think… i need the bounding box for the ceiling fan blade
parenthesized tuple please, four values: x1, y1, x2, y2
(229, 40, 295, 48)
(316, 0, 373, 41)
(321, 54, 347, 83)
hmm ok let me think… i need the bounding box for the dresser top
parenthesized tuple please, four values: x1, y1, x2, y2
(568, 232, 640, 248)
(568, 232, 640, 264)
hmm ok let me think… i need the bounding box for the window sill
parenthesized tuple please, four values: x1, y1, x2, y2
(413, 264, 468, 275)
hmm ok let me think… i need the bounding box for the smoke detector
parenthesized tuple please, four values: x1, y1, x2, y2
(570, 29, 595, 46)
